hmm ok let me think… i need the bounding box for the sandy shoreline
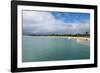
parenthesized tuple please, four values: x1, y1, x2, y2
(47, 36, 90, 41)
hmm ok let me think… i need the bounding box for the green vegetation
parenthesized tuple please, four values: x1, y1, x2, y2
(25, 32, 90, 37)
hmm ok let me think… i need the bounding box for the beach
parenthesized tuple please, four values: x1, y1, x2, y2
(47, 36, 90, 41)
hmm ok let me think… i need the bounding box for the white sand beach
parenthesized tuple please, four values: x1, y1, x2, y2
(47, 36, 90, 41)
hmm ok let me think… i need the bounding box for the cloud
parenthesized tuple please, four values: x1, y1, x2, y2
(22, 11, 90, 35)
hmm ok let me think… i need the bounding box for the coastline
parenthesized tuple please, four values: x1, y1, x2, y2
(47, 36, 90, 41)
(24, 35, 90, 41)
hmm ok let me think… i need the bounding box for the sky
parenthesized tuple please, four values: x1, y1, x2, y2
(22, 10, 90, 35)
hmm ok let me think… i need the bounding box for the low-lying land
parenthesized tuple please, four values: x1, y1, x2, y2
(24, 34, 90, 41)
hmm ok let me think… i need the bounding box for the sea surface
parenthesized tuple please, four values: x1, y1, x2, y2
(22, 36, 90, 62)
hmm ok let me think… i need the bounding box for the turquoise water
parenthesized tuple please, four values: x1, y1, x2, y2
(22, 36, 90, 62)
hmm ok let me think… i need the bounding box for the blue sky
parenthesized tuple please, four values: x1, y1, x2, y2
(51, 12, 90, 23)
(22, 11, 90, 35)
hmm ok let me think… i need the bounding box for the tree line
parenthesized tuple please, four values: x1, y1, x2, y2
(25, 32, 90, 37)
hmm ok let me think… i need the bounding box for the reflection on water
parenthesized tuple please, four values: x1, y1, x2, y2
(22, 36, 90, 62)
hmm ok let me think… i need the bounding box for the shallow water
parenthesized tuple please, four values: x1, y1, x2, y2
(22, 36, 90, 62)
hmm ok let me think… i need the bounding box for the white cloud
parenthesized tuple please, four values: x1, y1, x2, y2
(22, 11, 90, 34)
